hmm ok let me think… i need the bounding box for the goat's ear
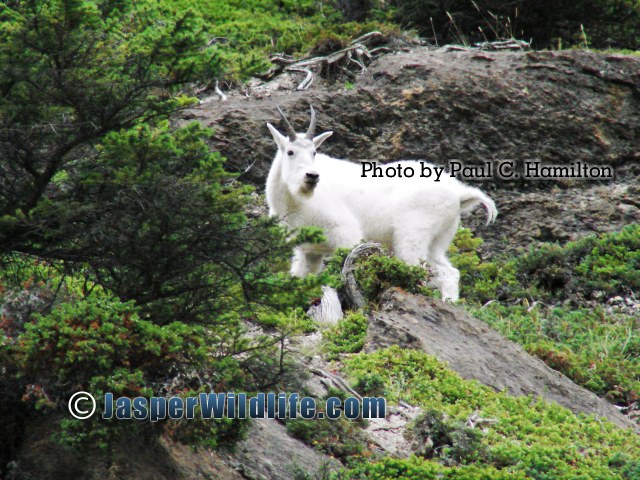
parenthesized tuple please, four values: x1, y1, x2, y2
(267, 123, 287, 150)
(313, 131, 333, 148)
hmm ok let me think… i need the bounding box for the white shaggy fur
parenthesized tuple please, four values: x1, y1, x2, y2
(266, 108, 497, 301)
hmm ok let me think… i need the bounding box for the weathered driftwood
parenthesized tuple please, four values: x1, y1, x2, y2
(474, 38, 531, 50)
(438, 38, 531, 53)
(310, 367, 362, 400)
(341, 242, 384, 309)
(308, 242, 383, 321)
(307, 285, 343, 323)
(268, 31, 384, 89)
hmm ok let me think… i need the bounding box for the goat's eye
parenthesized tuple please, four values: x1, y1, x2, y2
(287, 150, 294, 156)
(313, 151, 317, 156)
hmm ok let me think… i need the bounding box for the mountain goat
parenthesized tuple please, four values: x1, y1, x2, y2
(266, 106, 497, 301)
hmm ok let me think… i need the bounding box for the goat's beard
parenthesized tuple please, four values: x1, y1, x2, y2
(298, 181, 318, 196)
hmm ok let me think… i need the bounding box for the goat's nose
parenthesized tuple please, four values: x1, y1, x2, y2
(305, 172, 319, 181)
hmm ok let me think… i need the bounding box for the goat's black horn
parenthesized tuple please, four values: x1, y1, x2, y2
(305, 105, 317, 140)
(277, 106, 297, 141)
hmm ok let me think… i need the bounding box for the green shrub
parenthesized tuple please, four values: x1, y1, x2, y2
(515, 224, 640, 302)
(324, 247, 353, 289)
(470, 303, 640, 407)
(449, 227, 519, 303)
(286, 389, 368, 461)
(609, 452, 640, 480)
(340, 346, 640, 479)
(409, 409, 489, 465)
(324, 247, 435, 303)
(324, 311, 369, 359)
(0, 277, 251, 448)
(450, 226, 640, 407)
(334, 456, 525, 479)
(353, 372, 386, 397)
(353, 253, 432, 302)
(166, 0, 396, 81)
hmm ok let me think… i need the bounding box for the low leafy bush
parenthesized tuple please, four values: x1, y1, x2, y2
(448, 227, 519, 303)
(472, 303, 640, 407)
(340, 346, 640, 479)
(353, 372, 386, 397)
(168, 0, 396, 81)
(515, 224, 640, 302)
(408, 409, 489, 465)
(0, 259, 254, 449)
(454, 225, 640, 409)
(323, 311, 369, 359)
(353, 254, 432, 301)
(325, 248, 434, 303)
(286, 388, 369, 461)
(334, 456, 525, 479)
(0, 251, 322, 456)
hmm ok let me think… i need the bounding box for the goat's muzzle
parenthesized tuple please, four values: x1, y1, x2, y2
(304, 172, 320, 187)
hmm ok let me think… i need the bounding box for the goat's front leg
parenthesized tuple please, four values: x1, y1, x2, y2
(326, 222, 363, 251)
(291, 246, 325, 277)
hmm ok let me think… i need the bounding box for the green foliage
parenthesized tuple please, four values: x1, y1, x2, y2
(2, 0, 639, 475)
(323, 247, 353, 289)
(286, 389, 368, 461)
(166, 0, 395, 81)
(334, 455, 524, 479)
(409, 409, 489, 465)
(452, 226, 640, 408)
(17, 296, 169, 392)
(0, 0, 217, 223)
(353, 253, 431, 302)
(609, 452, 640, 480)
(449, 227, 518, 303)
(341, 347, 640, 479)
(323, 247, 434, 301)
(27, 120, 313, 325)
(323, 311, 369, 359)
(515, 224, 640, 301)
(1, 0, 350, 462)
(353, 372, 386, 397)
(291, 226, 328, 247)
(470, 303, 640, 407)
(0, 264, 251, 449)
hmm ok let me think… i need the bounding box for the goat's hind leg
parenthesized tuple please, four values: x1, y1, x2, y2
(392, 213, 460, 302)
(427, 221, 461, 302)
(394, 234, 456, 301)
(392, 216, 434, 283)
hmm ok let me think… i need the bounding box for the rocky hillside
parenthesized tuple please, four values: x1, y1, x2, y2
(182, 46, 640, 255)
(8, 46, 640, 480)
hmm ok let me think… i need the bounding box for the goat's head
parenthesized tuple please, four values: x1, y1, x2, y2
(267, 106, 333, 196)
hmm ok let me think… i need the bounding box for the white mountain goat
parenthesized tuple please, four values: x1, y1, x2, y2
(266, 106, 497, 301)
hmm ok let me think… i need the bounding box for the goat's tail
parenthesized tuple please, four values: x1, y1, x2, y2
(459, 187, 498, 225)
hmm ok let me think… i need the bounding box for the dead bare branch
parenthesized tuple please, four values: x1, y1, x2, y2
(310, 367, 363, 401)
(215, 80, 227, 101)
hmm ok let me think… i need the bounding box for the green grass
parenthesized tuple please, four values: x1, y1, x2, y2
(319, 226, 640, 410)
(323, 311, 369, 359)
(469, 303, 639, 407)
(168, 0, 396, 81)
(449, 225, 640, 408)
(337, 347, 640, 479)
